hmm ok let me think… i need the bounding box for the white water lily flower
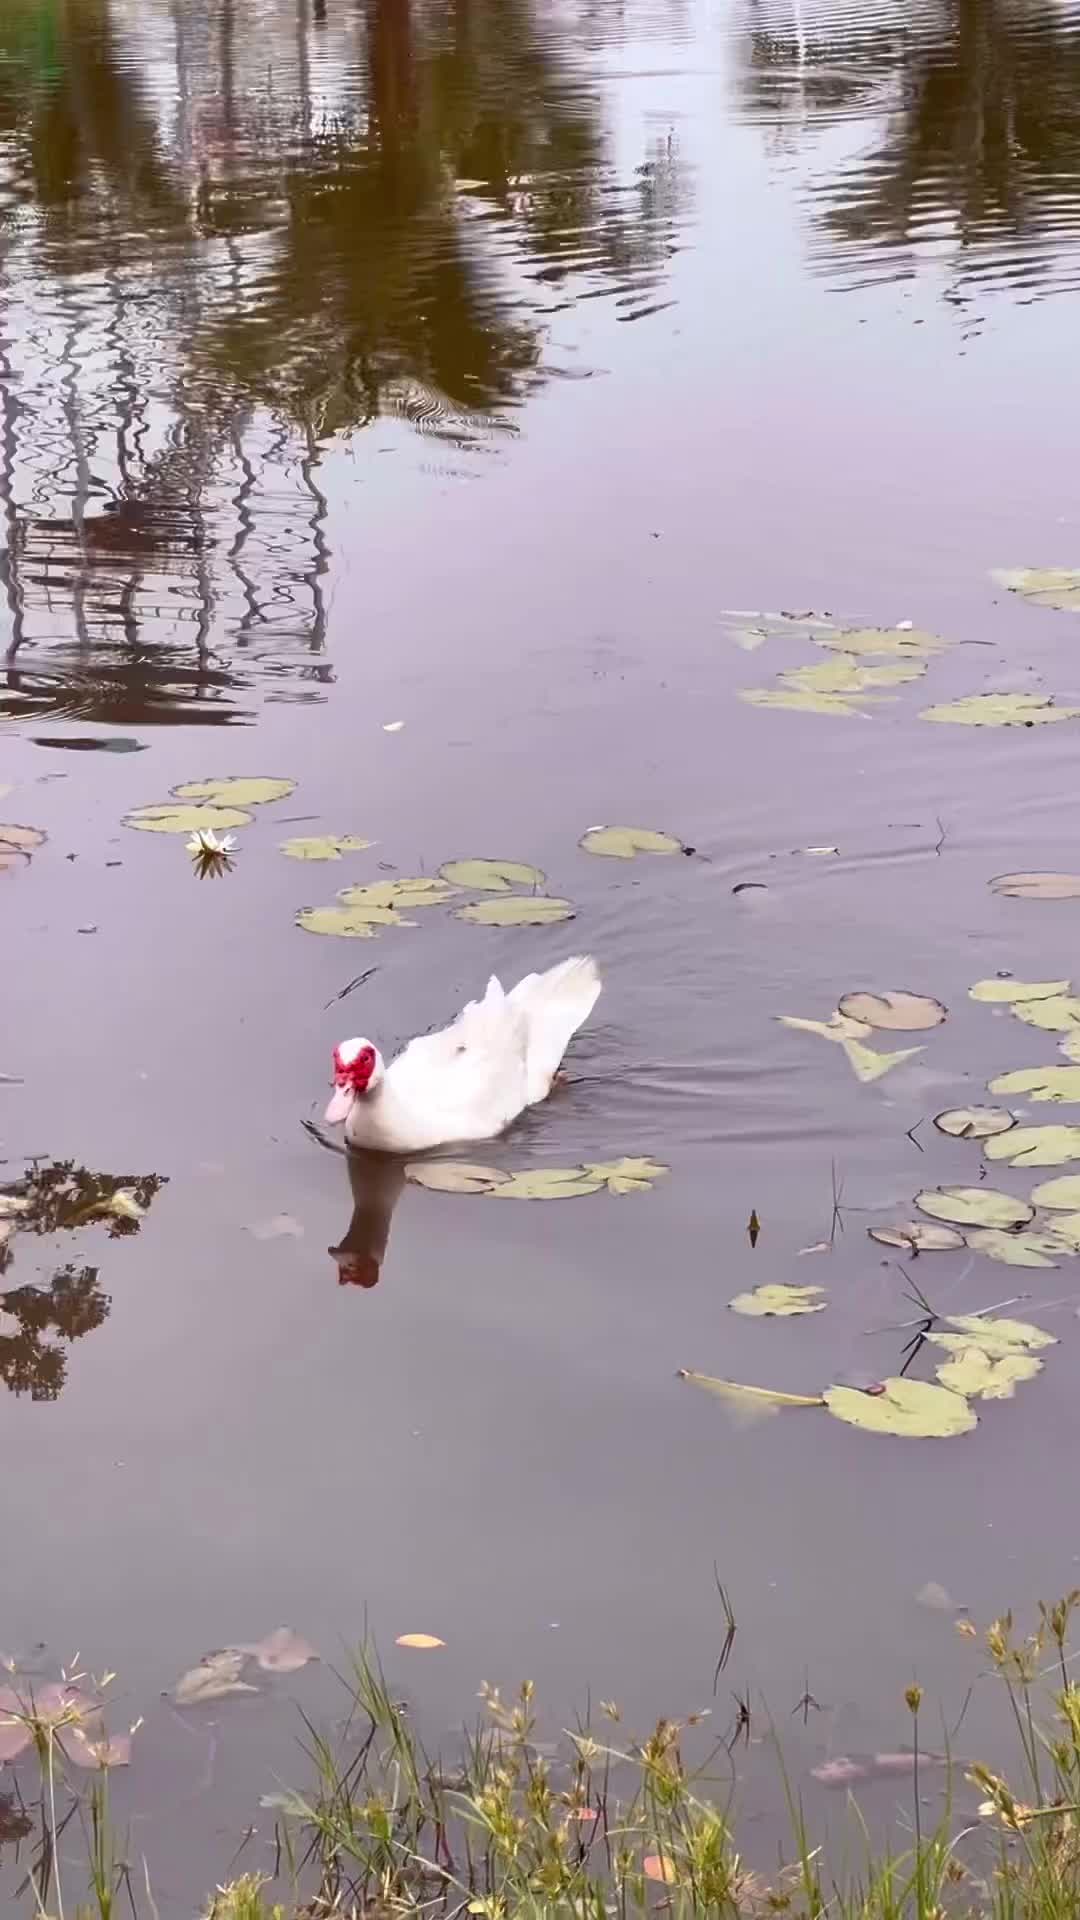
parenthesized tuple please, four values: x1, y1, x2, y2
(186, 829, 237, 856)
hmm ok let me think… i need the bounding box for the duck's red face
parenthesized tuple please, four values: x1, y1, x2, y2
(325, 1040, 378, 1123)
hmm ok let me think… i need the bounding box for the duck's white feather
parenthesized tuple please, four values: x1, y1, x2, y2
(341, 956, 600, 1154)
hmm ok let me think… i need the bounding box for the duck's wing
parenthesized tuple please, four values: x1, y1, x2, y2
(508, 955, 601, 1102)
(389, 976, 530, 1136)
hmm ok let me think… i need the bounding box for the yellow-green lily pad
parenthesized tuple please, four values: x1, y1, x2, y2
(964, 1228, 1067, 1268)
(488, 1167, 602, 1199)
(739, 688, 868, 717)
(984, 1125, 1080, 1167)
(1030, 1175, 1080, 1210)
(296, 903, 415, 938)
(970, 978, 1071, 1003)
(815, 627, 947, 658)
(1011, 995, 1080, 1033)
(935, 1314, 1056, 1355)
(124, 803, 254, 835)
(921, 693, 1080, 727)
(844, 1038, 924, 1083)
(1041, 1211, 1080, 1248)
(868, 1222, 965, 1253)
(280, 835, 373, 861)
(992, 567, 1080, 612)
(824, 1378, 976, 1438)
(934, 1107, 1014, 1140)
(580, 1157, 669, 1194)
(935, 1346, 1043, 1399)
(989, 1066, 1080, 1104)
(454, 897, 575, 927)
(779, 1012, 872, 1041)
(173, 777, 296, 807)
(578, 826, 684, 859)
(405, 1163, 509, 1194)
(780, 657, 926, 694)
(915, 1187, 1033, 1229)
(991, 872, 1080, 900)
(729, 1284, 826, 1317)
(339, 877, 457, 910)
(838, 990, 946, 1031)
(677, 1372, 825, 1417)
(439, 859, 545, 891)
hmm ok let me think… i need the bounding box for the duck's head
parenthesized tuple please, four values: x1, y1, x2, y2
(325, 1037, 385, 1124)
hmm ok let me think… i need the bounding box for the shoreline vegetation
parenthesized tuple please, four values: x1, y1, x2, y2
(6, 1600, 1080, 1919)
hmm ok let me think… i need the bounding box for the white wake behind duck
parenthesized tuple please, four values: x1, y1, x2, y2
(325, 955, 601, 1154)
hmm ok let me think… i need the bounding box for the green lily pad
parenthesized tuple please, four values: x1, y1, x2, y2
(280, 835, 373, 861)
(1030, 1175, 1080, 1210)
(935, 1346, 1043, 1399)
(824, 1377, 976, 1439)
(964, 1228, 1067, 1268)
(867, 1222, 966, 1253)
(439, 859, 545, 891)
(1040, 1211, 1080, 1248)
(991, 872, 1080, 900)
(935, 1314, 1056, 1355)
(578, 827, 684, 859)
(815, 628, 947, 658)
(173, 777, 296, 807)
(934, 1107, 1015, 1140)
(338, 877, 457, 910)
(488, 1167, 602, 1199)
(296, 904, 415, 938)
(989, 1066, 1080, 1104)
(780, 657, 926, 694)
(1011, 995, 1080, 1033)
(921, 693, 1080, 727)
(580, 1157, 669, 1194)
(992, 567, 1080, 612)
(838, 990, 946, 1031)
(984, 1125, 1080, 1167)
(405, 1163, 509, 1194)
(124, 803, 254, 835)
(729, 1284, 826, 1317)
(914, 1187, 1034, 1229)
(969, 978, 1071, 1003)
(454, 897, 575, 927)
(677, 1372, 825, 1417)
(739, 688, 868, 717)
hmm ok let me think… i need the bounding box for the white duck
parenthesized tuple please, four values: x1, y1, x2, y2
(324, 955, 601, 1154)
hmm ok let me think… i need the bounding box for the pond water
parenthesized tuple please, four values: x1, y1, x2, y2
(5, 0, 1080, 1906)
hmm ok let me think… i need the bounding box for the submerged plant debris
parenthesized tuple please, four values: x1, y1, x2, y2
(779, 1010, 925, 1082)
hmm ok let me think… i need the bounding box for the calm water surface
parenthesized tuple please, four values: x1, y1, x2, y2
(5, 0, 1080, 1905)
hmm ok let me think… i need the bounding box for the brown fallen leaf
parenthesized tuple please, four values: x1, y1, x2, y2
(395, 1633, 446, 1650)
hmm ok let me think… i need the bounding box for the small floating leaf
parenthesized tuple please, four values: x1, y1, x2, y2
(989, 1066, 1080, 1104)
(677, 1372, 825, 1418)
(1031, 1175, 1080, 1210)
(173, 776, 296, 807)
(915, 1187, 1033, 1229)
(991, 872, 1080, 900)
(339, 877, 457, 911)
(233, 1628, 318, 1673)
(739, 688, 867, 717)
(868, 1222, 965, 1253)
(971, 978, 1071, 1004)
(937, 1314, 1056, 1355)
(297, 904, 415, 938)
(815, 627, 947, 658)
(395, 1634, 445, 1650)
(984, 1125, 1080, 1167)
(729, 1284, 826, 1317)
(61, 1729, 133, 1770)
(838, 991, 946, 1031)
(841, 1038, 924, 1083)
(107, 1188, 145, 1222)
(124, 803, 253, 835)
(824, 1378, 976, 1439)
(280, 835, 373, 861)
(489, 1167, 603, 1199)
(934, 1107, 1015, 1139)
(1011, 994, 1080, 1032)
(174, 1649, 257, 1706)
(992, 566, 1080, 612)
(578, 826, 683, 859)
(964, 1228, 1067, 1268)
(454, 897, 575, 926)
(0, 823, 47, 869)
(779, 1013, 872, 1041)
(405, 1162, 510, 1194)
(439, 858, 546, 891)
(580, 1156, 669, 1194)
(921, 693, 1080, 727)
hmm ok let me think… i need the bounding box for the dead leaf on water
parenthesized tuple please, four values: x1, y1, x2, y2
(173, 777, 296, 807)
(990, 1065, 1080, 1104)
(842, 1038, 924, 1083)
(454, 897, 575, 927)
(991, 872, 1080, 900)
(439, 858, 545, 891)
(991, 567, 1080, 613)
(729, 1284, 826, 1317)
(107, 1188, 145, 1222)
(677, 1371, 825, 1420)
(405, 1162, 510, 1194)
(823, 1377, 976, 1439)
(280, 835, 373, 861)
(174, 1649, 258, 1707)
(914, 1187, 1033, 1229)
(779, 1012, 872, 1041)
(984, 1124, 1080, 1167)
(921, 693, 1080, 727)
(964, 1228, 1067, 1268)
(395, 1634, 446, 1650)
(233, 1628, 318, 1673)
(838, 990, 946, 1031)
(970, 978, 1071, 1003)
(0, 824, 47, 871)
(578, 826, 684, 859)
(868, 1222, 965, 1253)
(934, 1107, 1015, 1140)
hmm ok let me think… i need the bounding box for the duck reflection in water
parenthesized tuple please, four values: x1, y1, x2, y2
(329, 1150, 407, 1289)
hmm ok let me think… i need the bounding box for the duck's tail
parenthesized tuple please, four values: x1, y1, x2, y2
(509, 955, 601, 1103)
